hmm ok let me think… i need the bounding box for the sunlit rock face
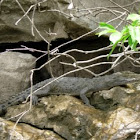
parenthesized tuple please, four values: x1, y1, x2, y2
(3, 72, 140, 140)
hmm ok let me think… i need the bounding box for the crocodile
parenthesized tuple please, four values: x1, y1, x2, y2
(0, 72, 139, 115)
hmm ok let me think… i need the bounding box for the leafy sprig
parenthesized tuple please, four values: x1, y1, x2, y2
(97, 14, 140, 59)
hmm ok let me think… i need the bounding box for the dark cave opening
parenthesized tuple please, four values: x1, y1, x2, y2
(0, 37, 110, 82)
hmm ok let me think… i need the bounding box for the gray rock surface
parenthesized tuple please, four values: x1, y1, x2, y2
(0, 0, 140, 43)
(0, 52, 36, 104)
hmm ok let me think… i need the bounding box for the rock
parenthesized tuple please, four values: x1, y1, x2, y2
(90, 86, 136, 111)
(97, 107, 140, 140)
(0, 52, 36, 104)
(0, 0, 140, 43)
(113, 55, 140, 73)
(0, 117, 64, 140)
(5, 95, 104, 140)
(2, 71, 140, 139)
(90, 71, 140, 110)
(4, 94, 140, 140)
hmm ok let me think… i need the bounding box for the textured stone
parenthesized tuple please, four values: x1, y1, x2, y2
(0, 117, 64, 140)
(5, 95, 104, 140)
(0, 52, 36, 103)
(0, 0, 140, 43)
(3, 71, 140, 139)
(5, 92, 140, 140)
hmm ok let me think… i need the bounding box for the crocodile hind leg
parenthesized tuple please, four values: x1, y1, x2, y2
(80, 87, 92, 107)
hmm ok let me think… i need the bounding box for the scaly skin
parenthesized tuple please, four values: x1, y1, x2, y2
(0, 72, 138, 115)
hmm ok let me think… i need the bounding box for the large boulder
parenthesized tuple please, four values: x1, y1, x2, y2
(0, 52, 36, 104)
(0, 0, 140, 43)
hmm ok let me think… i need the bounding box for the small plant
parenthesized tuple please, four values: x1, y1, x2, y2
(97, 13, 140, 59)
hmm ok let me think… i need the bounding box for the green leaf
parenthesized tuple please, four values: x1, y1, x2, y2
(107, 34, 124, 59)
(130, 40, 138, 51)
(131, 20, 140, 26)
(128, 26, 140, 44)
(128, 37, 138, 51)
(109, 31, 122, 44)
(122, 34, 129, 44)
(128, 25, 136, 43)
(127, 14, 140, 22)
(107, 41, 118, 60)
(99, 22, 115, 30)
(121, 26, 129, 35)
(135, 27, 140, 44)
(128, 36, 133, 46)
(96, 29, 116, 37)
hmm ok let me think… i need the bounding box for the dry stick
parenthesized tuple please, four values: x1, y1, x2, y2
(31, 46, 111, 77)
(59, 54, 126, 76)
(111, 45, 129, 68)
(0, 0, 4, 5)
(47, 9, 72, 18)
(80, 6, 130, 25)
(30, 61, 113, 97)
(7, 0, 50, 130)
(49, 26, 99, 54)
(15, 5, 35, 26)
(10, 110, 28, 140)
(135, 128, 140, 140)
(59, 62, 98, 77)
(74, 51, 126, 65)
(31, 3, 37, 36)
(47, 43, 54, 78)
(78, 0, 94, 16)
(21, 45, 48, 53)
(122, 0, 140, 8)
(6, 45, 48, 53)
(13, 5, 126, 68)
(62, 45, 112, 54)
(24, 52, 83, 103)
(56, 47, 138, 76)
(48, 7, 130, 55)
(29, 70, 34, 110)
(77, 7, 128, 13)
(75, 46, 140, 65)
(94, 7, 123, 17)
(30, 45, 140, 80)
(103, 0, 140, 9)
(31, 55, 133, 100)
(107, 11, 127, 25)
(55, 53, 96, 76)
(128, 56, 140, 66)
(54, 53, 78, 64)
(75, 48, 140, 76)
(109, 0, 130, 13)
(115, 12, 127, 29)
(98, 56, 129, 76)
(15, 0, 50, 45)
(31, 44, 110, 73)
(27, 46, 113, 83)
